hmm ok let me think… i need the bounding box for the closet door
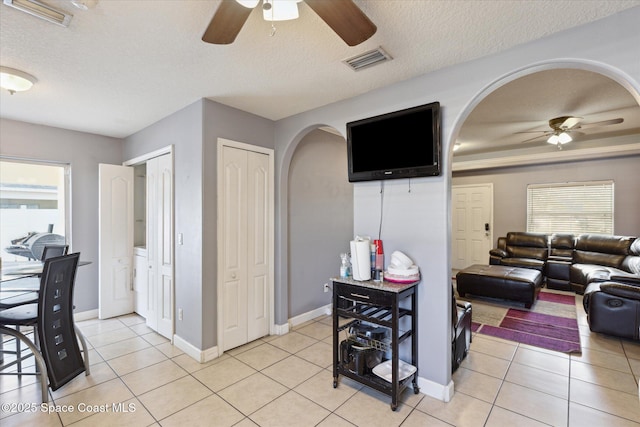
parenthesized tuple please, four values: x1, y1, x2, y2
(246, 150, 270, 342)
(146, 154, 174, 339)
(221, 145, 270, 351)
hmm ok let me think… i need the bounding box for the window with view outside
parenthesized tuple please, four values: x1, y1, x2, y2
(527, 180, 614, 235)
(0, 159, 68, 265)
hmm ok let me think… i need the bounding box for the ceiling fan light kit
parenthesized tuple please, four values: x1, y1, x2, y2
(0, 66, 37, 94)
(3, 0, 73, 27)
(547, 132, 572, 145)
(262, 0, 301, 21)
(236, 0, 259, 8)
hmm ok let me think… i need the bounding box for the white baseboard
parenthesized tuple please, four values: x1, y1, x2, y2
(173, 334, 219, 363)
(74, 309, 98, 322)
(289, 303, 332, 328)
(272, 322, 289, 336)
(417, 376, 454, 402)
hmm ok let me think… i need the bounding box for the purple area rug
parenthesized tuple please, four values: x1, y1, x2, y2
(469, 289, 581, 354)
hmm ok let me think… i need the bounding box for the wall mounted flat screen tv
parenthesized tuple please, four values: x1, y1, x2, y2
(346, 101, 441, 182)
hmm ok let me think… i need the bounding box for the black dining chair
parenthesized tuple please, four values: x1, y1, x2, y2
(41, 244, 69, 260)
(0, 253, 89, 401)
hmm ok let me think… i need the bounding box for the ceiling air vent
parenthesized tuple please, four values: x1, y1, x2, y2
(343, 47, 392, 71)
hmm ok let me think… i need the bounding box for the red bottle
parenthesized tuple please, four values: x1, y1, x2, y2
(374, 239, 384, 272)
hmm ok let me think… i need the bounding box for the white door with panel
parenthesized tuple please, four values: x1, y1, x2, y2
(452, 184, 493, 271)
(99, 163, 134, 319)
(220, 143, 271, 351)
(133, 248, 148, 318)
(146, 154, 174, 339)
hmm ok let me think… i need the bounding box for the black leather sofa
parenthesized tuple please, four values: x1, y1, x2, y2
(570, 234, 640, 294)
(489, 232, 640, 294)
(489, 232, 640, 340)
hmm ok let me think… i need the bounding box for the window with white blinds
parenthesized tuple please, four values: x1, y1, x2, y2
(527, 180, 614, 235)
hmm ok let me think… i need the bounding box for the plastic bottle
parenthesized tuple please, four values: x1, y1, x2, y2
(340, 253, 351, 278)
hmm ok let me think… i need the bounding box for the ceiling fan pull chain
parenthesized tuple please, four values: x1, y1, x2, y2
(270, 23, 277, 37)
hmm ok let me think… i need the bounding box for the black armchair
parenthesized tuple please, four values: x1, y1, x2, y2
(489, 232, 549, 272)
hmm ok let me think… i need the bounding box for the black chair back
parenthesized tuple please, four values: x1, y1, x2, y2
(37, 253, 85, 390)
(41, 244, 69, 261)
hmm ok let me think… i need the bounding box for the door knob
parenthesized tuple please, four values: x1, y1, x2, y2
(231, 272, 237, 279)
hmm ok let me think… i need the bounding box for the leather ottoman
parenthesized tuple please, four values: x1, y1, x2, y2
(456, 264, 543, 308)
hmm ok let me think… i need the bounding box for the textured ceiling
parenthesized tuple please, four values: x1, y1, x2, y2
(0, 1, 639, 139)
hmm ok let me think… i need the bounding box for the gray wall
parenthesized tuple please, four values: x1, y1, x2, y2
(201, 99, 274, 349)
(123, 98, 274, 350)
(124, 100, 205, 348)
(0, 118, 123, 312)
(273, 8, 640, 396)
(288, 129, 353, 317)
(453, 155, 640, 241)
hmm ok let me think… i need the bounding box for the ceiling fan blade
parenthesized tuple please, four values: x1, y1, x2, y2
(560, 116, 582, 130)
(202, 0, 253, 45)
(578, 118, 624, 130)
(520, 133, 551, 144)
(304, 0, 377, 46)
(566, 130, 585, 138)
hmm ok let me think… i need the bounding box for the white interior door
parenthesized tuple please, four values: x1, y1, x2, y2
(222, 145, 249, 350)
(220, 142, 272, 351)
(452, 184, 493, 271)
(155, 154, 174, 338)
(99, 163, 134, 319)
(246, 150, 270, 342)
(146, 161, 158, 331)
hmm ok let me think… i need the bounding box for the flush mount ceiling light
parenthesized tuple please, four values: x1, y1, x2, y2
(3, 0, 73, 27)
(0, 66, 37, 94)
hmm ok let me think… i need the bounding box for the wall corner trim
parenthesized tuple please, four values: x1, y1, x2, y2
(417, 377, 455, 402)
(173, 334, 219, 363)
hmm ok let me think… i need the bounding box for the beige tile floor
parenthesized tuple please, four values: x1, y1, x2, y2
(1, 293, 639, 426)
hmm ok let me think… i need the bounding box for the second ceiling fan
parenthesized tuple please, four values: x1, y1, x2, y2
(202, 0, 377, 46)
(519, 115, 624, 149)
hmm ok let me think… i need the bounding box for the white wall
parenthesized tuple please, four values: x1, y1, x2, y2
(273, 8, 640, 400)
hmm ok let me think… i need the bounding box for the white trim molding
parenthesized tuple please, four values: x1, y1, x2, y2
(173, 334, 220, 363)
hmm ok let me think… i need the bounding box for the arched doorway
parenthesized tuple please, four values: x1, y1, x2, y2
(450, 65, 640, 272)
(287, 127, 354, 324)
